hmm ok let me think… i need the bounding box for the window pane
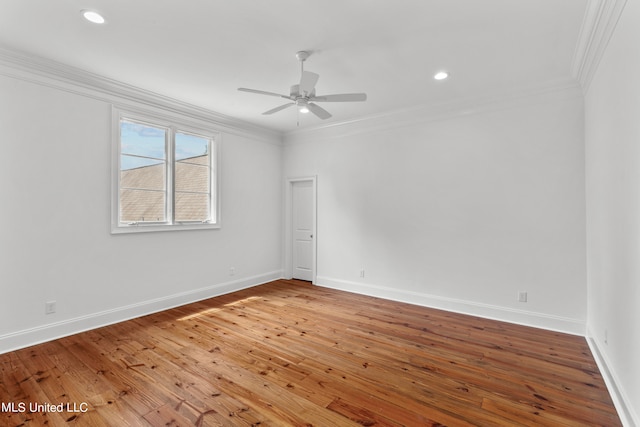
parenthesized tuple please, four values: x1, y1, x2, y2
(120, 189, 166, 222)
(119, 119, 168, 224)
(175, 132, 209, 161)
(175, 131, 211, 222)
(120, 121, 167, 160)
(175, 192, 210, 222)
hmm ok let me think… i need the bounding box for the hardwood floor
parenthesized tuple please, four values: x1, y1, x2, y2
(1, 279, 620, 426)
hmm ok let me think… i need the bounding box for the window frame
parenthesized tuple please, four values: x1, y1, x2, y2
(111, 107, 220, 234)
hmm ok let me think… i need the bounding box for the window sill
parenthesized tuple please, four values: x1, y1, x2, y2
(111, 222, 220, 234)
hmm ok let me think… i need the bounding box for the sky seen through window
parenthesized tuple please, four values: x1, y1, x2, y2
(120, 121, 209, 170)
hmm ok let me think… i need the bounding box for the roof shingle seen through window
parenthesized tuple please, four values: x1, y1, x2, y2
(120, 154, 209, 222)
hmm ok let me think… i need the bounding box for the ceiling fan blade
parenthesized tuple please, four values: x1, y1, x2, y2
(307, 103, 332, 120)
(310, 93, 367, 102)
(263, 103, 295, 115)
(299, 71, 319, 95)
(238, 88, 291, 99)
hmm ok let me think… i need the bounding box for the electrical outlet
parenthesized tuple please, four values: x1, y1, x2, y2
(45, 301, 56, 315)
(359, 269, 365, 278)
(229, 267, 236, 276)
(517, 291, 527, 303)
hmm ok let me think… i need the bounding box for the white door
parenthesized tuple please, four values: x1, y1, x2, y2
(292, 180, 314, 281)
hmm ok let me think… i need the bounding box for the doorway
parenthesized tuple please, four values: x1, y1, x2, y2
(285, 177, 316, 283)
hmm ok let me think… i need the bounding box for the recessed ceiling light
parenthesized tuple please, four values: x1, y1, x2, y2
(434, 71, 449, 80)
(81, 10, 106, 24)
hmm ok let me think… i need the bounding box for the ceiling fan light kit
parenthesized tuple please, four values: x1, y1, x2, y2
(81, 9, 106, 24)
(434, 71, 449, 80)
(238, 51, 367, 121)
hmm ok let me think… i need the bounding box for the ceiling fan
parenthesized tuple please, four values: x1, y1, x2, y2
(238, 51, 367, 120)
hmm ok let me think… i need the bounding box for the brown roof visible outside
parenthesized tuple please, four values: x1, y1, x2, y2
(120, 154, 210, 222)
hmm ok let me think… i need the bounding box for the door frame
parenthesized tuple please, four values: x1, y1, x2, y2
(284, 176, 317, 284)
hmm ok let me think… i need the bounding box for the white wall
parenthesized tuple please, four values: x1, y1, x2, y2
(585, 0, 640, 424)
(0, 70, 283, 353)
(284, 88, 587, 334)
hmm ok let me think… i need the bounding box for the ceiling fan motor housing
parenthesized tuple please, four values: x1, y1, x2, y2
(290, 84, 315, 99)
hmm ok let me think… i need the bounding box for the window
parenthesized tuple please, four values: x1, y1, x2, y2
(112, 109, 219, 233)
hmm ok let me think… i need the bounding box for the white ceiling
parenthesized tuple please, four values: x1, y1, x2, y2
(0, 0, 589, 133)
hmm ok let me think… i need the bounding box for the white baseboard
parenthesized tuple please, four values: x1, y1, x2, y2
(0, 270, 283, 355)
(586, 329, 639, 427)
(316, 276, 586, 335)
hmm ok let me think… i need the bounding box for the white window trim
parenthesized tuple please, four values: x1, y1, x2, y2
(111, 106, 221, 234)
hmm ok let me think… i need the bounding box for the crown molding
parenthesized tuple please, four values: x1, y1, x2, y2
(0, 45, 283, 145)
(571, 0, 627, 93)
(284, 78, 583, 145)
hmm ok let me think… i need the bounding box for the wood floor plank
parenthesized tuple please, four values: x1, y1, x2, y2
(0, 279, 621, 426)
